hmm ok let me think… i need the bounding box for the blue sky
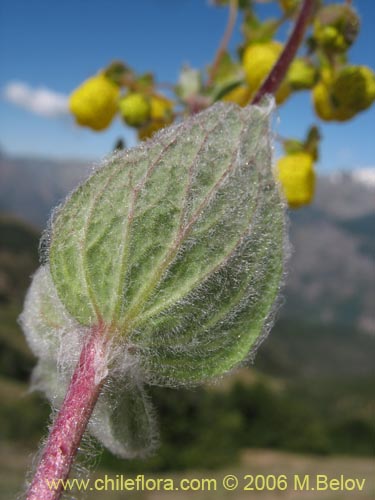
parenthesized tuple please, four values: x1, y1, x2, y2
(0, 0, 374, 173)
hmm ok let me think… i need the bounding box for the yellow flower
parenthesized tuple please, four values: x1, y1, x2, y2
(313, 65, 375, 122)
(276, 152, 315, 208)
(222, 85, 252, 107)
(242, 42, 291, 105)
(119, 93, 151, 127)
(69, 74, 119, 131)
(331, 66, 375, 119)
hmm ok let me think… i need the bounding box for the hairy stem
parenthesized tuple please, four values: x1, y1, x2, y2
(252, 0, 315, 104)
(26, 324, 108, 500)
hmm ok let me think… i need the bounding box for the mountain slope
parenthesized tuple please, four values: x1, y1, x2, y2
(0, 153, 374, 336)
(285, 173, 375, 333)
(0, 153, 90, 227)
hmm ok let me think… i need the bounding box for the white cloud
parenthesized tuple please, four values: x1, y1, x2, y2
(3, 81, 69, 117)
(352, 167, 375, 188)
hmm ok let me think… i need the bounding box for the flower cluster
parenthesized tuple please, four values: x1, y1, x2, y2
(69, 64, 174, 140)
(68, 1, 374, 208)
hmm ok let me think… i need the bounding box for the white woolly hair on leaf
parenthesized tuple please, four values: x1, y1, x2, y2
(20, 265, 156, 458)
(89, 374, 159, 459)
(19, 266, 84, 367)
(20, 97, 289, 460)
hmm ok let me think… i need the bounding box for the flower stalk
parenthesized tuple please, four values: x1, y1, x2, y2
(252, 0, 315, 104)
(207, 0, 239, 87)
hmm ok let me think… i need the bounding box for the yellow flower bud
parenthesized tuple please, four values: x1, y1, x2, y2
(69, 74, 119, 131)
(315, 25, 346, 51)
(242, 42, 291, 105)
(276, 152, 315, 208)
(313, 4, 360, 53)
(119, 93, 151, 127)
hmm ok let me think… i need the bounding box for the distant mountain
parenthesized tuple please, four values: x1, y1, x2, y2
(0, 214, 373, 383)
(0, 153, 374, 334)
(0, 218, 373, 470)
(285, 171, 375, 334)
(0, 153, 91, 227)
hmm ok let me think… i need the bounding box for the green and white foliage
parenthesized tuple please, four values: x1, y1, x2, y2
(21, 100, 288, 458)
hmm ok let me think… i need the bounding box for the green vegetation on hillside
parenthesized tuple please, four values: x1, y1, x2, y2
(0, 214, 374, 473)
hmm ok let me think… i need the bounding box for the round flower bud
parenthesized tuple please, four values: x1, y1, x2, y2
(313, 4, 360, 53)
(242, 42, 291, 105)
(119, 93, 151, 127)
(288, 59, 318, 90)
(276, 152, 315, 208)
(69, 74, 119, 131)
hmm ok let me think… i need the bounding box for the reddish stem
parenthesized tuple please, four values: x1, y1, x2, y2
(26, 324, 108, 500)
(252, 0, 315, 104)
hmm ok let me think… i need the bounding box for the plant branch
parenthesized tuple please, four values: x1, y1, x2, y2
(252, 0, 315, 104)
(26, 324, 109, 500)
(207, 0, 239, 87)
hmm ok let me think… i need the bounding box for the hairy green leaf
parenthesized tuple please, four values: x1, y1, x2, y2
(91, 377, 157, 458)
(42, 101, 286, 384)
(21, 101, 287, 458)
